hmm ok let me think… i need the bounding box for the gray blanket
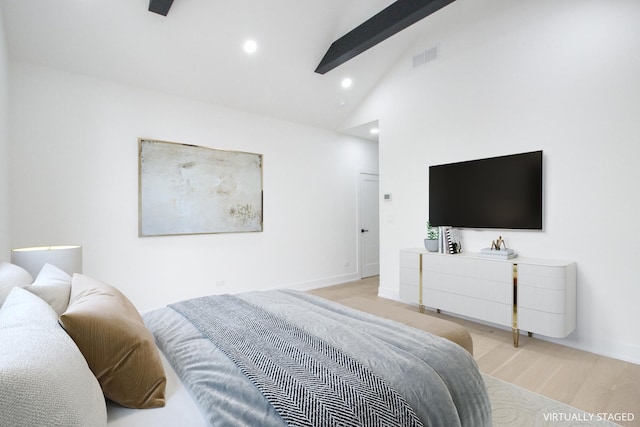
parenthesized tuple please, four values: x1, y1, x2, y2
(143, 290, 492, 426)
(170, 294, 422, 427)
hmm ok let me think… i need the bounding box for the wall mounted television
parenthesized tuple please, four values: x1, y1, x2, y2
(429, 150, 543, 230)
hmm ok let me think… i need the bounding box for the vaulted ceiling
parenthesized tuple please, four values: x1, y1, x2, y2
(1, 0, 468, 134)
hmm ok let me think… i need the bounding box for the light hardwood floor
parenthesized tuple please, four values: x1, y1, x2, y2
(308, 277, 640, 427)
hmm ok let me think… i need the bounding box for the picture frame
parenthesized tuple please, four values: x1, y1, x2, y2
(138, 138, 263, 236)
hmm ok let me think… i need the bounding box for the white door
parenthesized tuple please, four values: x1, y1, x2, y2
(359, 173, 379, 278)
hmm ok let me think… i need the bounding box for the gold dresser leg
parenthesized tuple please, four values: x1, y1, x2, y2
(418, 254, 424, 314)
(512, 263, 519, 348)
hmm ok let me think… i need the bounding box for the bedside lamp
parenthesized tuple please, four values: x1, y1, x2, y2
(11, 245, 83, 278)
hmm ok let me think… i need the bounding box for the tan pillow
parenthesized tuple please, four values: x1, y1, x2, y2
(59, 274, 166, 409)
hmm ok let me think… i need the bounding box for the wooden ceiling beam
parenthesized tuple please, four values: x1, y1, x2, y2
(149, 0, 175, 16)
(315, 0, 455, 74)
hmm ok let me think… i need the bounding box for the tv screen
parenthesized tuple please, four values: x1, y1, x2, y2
(429, 151, 543, 230)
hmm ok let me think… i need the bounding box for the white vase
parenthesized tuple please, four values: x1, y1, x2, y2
(424, 238, 439, 252)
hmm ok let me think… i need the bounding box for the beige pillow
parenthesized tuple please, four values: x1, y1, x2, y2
(23, 263, 72, 315)
(59, 274, 166, 409)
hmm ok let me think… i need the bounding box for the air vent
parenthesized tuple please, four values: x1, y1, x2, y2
(412, 46, 438, 68)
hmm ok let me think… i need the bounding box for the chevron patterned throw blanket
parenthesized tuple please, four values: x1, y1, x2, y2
(170, 295, 423, 427)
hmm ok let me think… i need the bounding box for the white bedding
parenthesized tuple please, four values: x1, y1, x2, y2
(106, 352, 207, 427)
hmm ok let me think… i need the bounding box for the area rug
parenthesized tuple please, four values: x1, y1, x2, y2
(484, 374, 623, 427)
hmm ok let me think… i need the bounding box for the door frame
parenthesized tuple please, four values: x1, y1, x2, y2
(358, 172, 380, 279)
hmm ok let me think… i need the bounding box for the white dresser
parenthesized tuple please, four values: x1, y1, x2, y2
(399, 248, 576, 347)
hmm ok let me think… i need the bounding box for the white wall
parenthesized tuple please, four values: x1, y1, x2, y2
(8, 62, 378, 310)
(0, 5, 10, 260)
(346, 0, 640, 363)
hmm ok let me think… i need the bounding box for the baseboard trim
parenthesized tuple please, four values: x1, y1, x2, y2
(277, 273, 361, 292)
(539, 334, 640, 366)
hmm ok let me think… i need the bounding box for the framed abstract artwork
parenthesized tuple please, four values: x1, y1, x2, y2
(138, 138, 263, 236)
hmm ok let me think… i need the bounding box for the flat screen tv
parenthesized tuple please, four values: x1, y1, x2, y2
(429, 150, 543, 230)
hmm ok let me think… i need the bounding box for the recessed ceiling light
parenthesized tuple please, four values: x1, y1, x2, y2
(370, 128, 380, 135)
(341, 78, 353, 89)
(243, 39, 257, 54)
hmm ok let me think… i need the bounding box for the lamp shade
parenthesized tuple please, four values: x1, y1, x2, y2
(11, 246, 83, 278)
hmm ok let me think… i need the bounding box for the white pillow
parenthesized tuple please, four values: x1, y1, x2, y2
(23, 263, 72, 315)
(0, 287, 107, 427)
(0, 262, 33, 307)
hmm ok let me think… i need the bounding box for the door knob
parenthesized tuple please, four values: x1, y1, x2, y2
(361, 229, 369, 233)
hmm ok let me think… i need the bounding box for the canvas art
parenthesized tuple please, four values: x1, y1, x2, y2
(138, 139, 263, 236)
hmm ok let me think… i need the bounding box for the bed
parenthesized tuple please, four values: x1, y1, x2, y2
(0, 262, 491, 427)
(115, 290, 490, 426)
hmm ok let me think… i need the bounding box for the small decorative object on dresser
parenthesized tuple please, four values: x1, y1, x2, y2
(491, 236, 507, 250)
(424, 221, 439, 252)
(444, 228, 462, 254)
(480, 236, 517, 259)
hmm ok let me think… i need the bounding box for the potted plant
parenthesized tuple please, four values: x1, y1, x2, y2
(424, 221, 439, 252)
